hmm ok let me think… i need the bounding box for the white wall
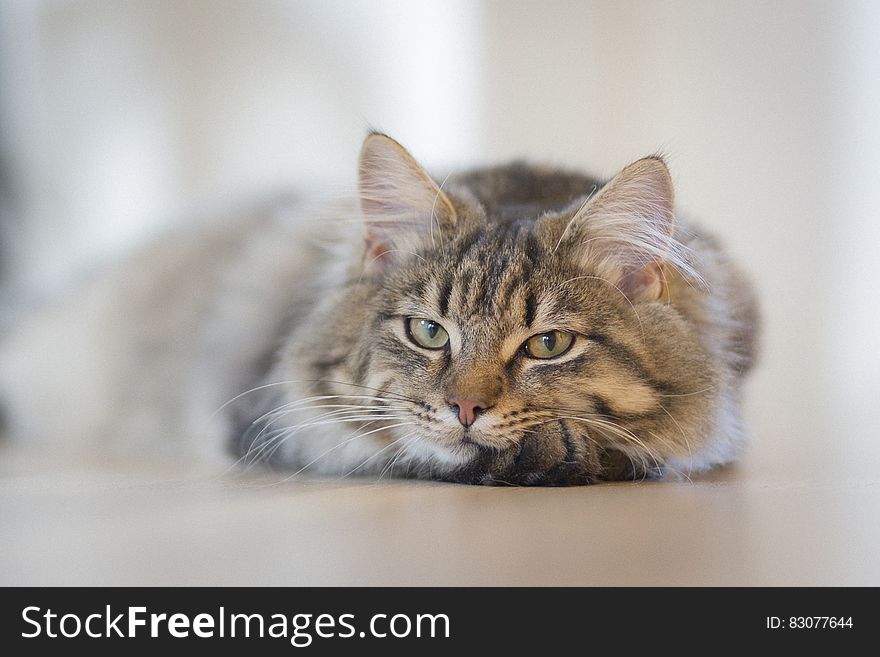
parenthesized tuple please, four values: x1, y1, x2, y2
(0, 0, 482, 297)
(825, 1, 880, 465)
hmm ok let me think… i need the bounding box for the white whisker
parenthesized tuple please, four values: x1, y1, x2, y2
(552, 185, 598, 255)
(430, 171, 454, 248)
(275, 421, 416, 483)
(343, 431, 416, 478)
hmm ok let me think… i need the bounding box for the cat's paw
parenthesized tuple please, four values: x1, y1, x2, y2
(442, 421, 662, 486)
(441, 422, 595, 486)
(491, 427, 599, 486)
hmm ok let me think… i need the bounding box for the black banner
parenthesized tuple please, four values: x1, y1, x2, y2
(1, 588, 872, 653)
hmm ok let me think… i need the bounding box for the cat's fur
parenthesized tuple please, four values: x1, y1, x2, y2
(0, 133, 758, 485)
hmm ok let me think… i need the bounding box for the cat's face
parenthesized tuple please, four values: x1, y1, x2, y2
(369, 221, 661, 474)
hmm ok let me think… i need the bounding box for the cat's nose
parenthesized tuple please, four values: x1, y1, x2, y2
(447, 397, 491, 428)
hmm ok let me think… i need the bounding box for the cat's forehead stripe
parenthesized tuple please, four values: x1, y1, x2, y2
(523, 291, 538, 327)
(437, 275, 453, 317)
(421, 230, 547, 326)
(466, 257, 507, 317)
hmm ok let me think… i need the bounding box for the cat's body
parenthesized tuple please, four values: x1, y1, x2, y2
(0, 134, 758, 485)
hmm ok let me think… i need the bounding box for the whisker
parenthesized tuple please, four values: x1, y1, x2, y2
(655, 400, 694, 470)
(655, 386, 716, 398)
(229, 389, 415, 468)
(217, 378, 428, 479)
(343, 431, 415, 478)
(529, 412, 662, 475)
(378, 435, 418, 480)
(552, 185, 598, 254)
(216, 379, 424, 418)
(647, 430, 694, 484)
(273, 421, 417, 484)
(241, 401, 398, 451)
(238, 409, 406, 469)
(430, 170, 454, 248)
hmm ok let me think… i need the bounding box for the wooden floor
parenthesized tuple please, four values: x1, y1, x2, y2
(2, 434, 878, 586)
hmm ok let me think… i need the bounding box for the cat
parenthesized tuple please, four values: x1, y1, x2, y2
(0, 132, 758, 485)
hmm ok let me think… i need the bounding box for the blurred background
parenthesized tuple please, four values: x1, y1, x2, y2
(1, 0, 878, 479)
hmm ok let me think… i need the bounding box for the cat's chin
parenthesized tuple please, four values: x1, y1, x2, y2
(404, 434, 479, 471)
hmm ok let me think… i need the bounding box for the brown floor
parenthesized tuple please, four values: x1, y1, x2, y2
(2, 435, 877, 586)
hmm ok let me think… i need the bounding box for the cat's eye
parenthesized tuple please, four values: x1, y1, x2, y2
(406, 318, 450, 350)
(522, 331, 574, 359)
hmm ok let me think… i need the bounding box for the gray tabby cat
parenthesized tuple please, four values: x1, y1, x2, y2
(0, 133, 758, 485)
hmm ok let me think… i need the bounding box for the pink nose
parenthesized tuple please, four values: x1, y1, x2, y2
(447, 397, 489, 428)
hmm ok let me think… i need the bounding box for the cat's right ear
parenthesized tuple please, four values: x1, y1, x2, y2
(358, 133, 457, 269)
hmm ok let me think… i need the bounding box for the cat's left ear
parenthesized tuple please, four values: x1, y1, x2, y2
(554, 156, 680, 302)
(358, 133, 457, 268)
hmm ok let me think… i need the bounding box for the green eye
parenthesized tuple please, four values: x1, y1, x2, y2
(406, 318, 450, 350)
(523, 331, 574, 359)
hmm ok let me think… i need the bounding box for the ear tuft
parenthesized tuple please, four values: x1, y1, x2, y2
(358, 133, 456, 268)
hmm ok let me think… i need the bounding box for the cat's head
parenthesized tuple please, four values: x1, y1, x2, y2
(307, 133, 713, 482)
